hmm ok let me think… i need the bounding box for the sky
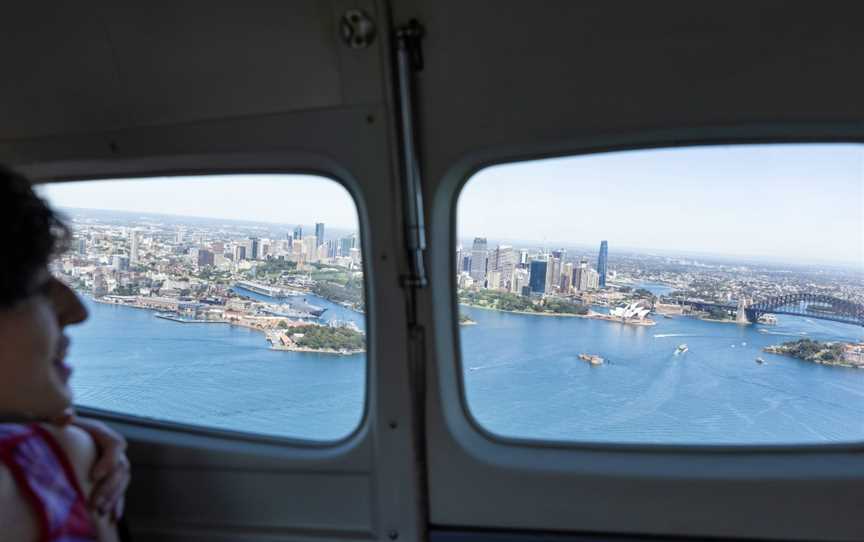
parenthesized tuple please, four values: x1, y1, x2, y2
(38, 174, 360, 230)
(36, 144, 864, 265)
(459, 144, 864, 265)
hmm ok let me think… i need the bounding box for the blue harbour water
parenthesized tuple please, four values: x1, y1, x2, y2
(68, 293, 365, 441)
(68, 286, 864, 444)
(461, 300, 864, 445)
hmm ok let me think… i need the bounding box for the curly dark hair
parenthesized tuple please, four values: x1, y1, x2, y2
(0, 167, 70, 307)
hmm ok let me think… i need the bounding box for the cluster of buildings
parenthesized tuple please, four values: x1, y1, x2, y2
(183, 222, 361, 274)
(456, 238, 610, 297)
(55, 213, 362, 301)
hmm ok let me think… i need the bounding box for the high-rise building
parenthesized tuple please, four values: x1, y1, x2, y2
(292, 238, 304, 260)
(76, 238, 86, 256)
(573, 257, 588, 291)
(249, 238, 259, 260)
(561, 262, 574, 292)
(486, 270, 502, 290)
(315, 223, 325, 246)
(304, 236, 318, 262)
(469, 237, 488, 283)
(497, 246, 515, 289)
(233, 245, 246, 261)
(511, 268, 529, 295)
(455, 246, 463, 275)
(585, 267, 600, 290)
(548, 257, 561, 292)
(597, 240, 608, 288)
(129, 231, 140, 264)
(197, 249, 214, 268)
(112, 255, 129, 272)
(339, 235, 355, 257)
(529, 260, 547, 294)
(292, 225, 303, 240)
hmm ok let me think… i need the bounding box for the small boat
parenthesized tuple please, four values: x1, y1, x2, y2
(755, 357, 765, 364)
(675, 344, 688, 355)
(578, 353, 604, 366)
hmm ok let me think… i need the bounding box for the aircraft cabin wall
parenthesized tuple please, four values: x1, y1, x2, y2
(1, 1, 863, 541)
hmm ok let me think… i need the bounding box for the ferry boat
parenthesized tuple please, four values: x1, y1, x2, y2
(675, 344, 689, 355)
(578, 353, 604, 366)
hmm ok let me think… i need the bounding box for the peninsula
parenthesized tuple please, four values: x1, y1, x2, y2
(764, 339, 864, 369)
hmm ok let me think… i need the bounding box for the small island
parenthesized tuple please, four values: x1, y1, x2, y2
(764, 339, 864, 369)
(459, 313, 477, 326)
(269, 324, 365, 355)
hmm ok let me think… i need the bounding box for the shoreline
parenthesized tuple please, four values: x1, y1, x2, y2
(90, 295, 363, 355)
(459, 302, 656, 326)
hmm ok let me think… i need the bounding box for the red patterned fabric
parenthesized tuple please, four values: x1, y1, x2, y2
(0, 424, 97, 542)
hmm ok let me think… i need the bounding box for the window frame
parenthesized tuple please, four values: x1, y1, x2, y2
(445, 137, 864, 453)
(38, 167, 374, 449)
(425, 129, 864, 540)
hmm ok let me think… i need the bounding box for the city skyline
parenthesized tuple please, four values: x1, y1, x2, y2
(38, 175, 360, 230)
(459, 144, 863, 265)
(35, 144, 864, 266)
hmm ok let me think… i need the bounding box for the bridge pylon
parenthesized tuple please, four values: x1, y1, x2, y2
(735, 297, 751, 324)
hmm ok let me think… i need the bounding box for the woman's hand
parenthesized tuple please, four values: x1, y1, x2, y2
(68, 415, 131, 520)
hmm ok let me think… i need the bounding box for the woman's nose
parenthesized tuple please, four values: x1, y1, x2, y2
(52, 278, 88, 325)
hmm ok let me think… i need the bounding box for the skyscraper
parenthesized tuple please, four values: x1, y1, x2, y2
(529, 260, 547, 294)
(339, 235, 355, 257)
(497, 245, 515, 289)
(293, 225, 303, 240)
(597, 240, 608, 288)
(469, 237, 488, 283)
(304, 236, 318, 262)
(129, 231, 139, 264)
(548, 256, 561, 293)
(315, 223, 325, 246)
(197, 249, 215, 268)
(249, 238, 259, 260)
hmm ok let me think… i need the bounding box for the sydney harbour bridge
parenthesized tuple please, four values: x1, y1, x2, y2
(684, 293, 864, 327)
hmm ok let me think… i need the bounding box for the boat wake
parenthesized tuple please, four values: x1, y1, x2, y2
(654, 333, 695, 338)
(758, 330, 808, 337)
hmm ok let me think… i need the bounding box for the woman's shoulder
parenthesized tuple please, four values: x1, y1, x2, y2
(0, 425, 40, 541)
(37, 422, 97, 490)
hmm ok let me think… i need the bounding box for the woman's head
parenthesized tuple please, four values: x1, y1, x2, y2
(0, 167, 87, 420)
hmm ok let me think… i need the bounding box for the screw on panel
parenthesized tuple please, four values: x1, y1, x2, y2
(340, 9, 376, 49)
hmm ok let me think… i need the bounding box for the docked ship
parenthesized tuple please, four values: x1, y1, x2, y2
(282, 296, 327, 317)
(234, 281, 327, 317)
(234, 280, 306, 299)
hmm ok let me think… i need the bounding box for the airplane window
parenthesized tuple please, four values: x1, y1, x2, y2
(38, 175, 366, 441)
(456, 144, 864, 445)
